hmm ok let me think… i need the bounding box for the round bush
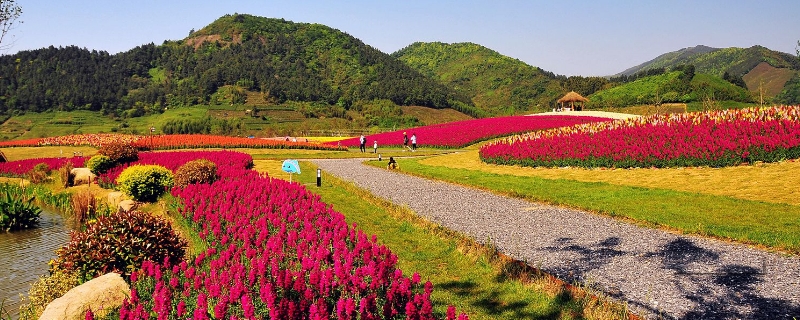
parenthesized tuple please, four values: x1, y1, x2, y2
(174, 159, 218, 188)
(85, 154, 115, 175)
(53, 210, 186, 281)
(26, 163, 51, 184)
(116, 165, 174, 202)
(99, 142, 139, 164)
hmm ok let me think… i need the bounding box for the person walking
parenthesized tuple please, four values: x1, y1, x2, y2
(410, 133, 417, 151)
(402, 132, 409, 151)
(373, 140, 378, 153)
(359, 134, 366, 152)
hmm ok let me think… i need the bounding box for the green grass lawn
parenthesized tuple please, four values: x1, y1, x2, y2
(0, 107, 212, 140)
(249, 147, 456, 160)
(281, 161, 630, 320)
(368, 158, 800, 254)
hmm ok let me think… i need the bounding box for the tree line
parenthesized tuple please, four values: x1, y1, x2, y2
(0, 14, 468, 118)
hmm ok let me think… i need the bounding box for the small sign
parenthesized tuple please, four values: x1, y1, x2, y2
(282, 159, 301, 183)
(281, 160, 300, 174)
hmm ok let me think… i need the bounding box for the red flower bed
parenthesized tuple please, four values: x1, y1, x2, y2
(0, 157, 86, 177)
(134, 134, 346, 151)
(97, 151, 254, 186)
(121, 163, 466, 319)
(481, 106, 800, 168)
(330, 115, 610, 148)
(5, 133, 346, 151)
(0, 138, 43, 147)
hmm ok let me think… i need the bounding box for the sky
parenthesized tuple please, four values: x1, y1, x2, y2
(3, 0, 800, 76)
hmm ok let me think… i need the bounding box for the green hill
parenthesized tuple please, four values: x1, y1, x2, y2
(616, 45, 800, 101)
(589, 70, 754, 109)
(0, 14, 467, 118)
(617, 45, 799, 78)
(392, 42, 564, 116)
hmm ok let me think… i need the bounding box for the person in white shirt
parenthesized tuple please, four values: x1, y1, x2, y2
(373, 140, 378, 153)
(359, 135, 366, 152)
(410, 133, 417, 151)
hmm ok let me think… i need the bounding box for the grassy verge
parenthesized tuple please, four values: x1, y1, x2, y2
(139, 196, 208, 258)
(421, 150, 800, 206)
(368, 158, 800, 254)
(0, 146, 97, 161)
(276, 161, 632, 320)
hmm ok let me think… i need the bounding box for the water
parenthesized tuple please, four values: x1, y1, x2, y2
(0, 209, 70, 319)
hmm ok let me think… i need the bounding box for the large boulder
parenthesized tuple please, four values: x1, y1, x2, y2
(71, 168, 96, 186)
(39, 272, 130, 320)
(107, 191, 124, 208)
(117, 199, 137, 213)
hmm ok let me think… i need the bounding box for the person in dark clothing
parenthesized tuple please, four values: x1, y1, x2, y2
(387, 157, 398, 170)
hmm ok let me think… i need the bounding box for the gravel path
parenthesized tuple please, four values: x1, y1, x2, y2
(312, 158, 800, 320)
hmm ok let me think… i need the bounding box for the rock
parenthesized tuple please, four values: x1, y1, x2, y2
(71, 168, 96, 186)
(39, 273, 130, 320)
(107, 192, 124, 207)
(117, 200, 137, 213)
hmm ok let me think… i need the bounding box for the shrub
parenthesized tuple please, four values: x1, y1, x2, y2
(26, 163, 51, 184)
(53, 210, 187, 282)
(85, 155, 115, 175)
(59, 161, 75, 188)
(18, 269, 79, 320)
(98, 142, 138, 164)
(173, 159, 217, 188)
(0, 184, 41, 231)
(116, 165, 174, 202)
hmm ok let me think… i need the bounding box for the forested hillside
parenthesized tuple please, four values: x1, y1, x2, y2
(589, 67, 754, 109)
(617, 45, 800, 78)
(614, 45, 800, 104)
(0, 14, 467, 119)
(392, 42, 566, 116)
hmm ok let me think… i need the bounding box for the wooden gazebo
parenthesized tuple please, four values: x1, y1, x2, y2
(557, 91, 588, 111)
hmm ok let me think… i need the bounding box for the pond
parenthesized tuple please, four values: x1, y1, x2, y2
(0, 208, 70, 319)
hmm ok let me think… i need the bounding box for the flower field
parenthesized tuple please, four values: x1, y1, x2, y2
(329, 115, 611, 148)
(117, 153, 465, 319)
(97, 151, 254, 186)
(0, 138, 45, 147)
(133, 134, 346, 151)
(480, 106, 800, 168)
(0, 133, 345, 151)
(0, 157, 86, 178)
(38, 134, 143, 147)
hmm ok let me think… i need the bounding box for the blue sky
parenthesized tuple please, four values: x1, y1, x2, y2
(4, 0, 799, 76)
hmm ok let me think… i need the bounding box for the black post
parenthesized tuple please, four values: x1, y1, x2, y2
(316, 168, 321, 187)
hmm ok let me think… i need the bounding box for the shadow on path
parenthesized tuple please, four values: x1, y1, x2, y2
(543, 236, 800, 319)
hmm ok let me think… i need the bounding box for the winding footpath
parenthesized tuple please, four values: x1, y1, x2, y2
(312, 158, 800, 320)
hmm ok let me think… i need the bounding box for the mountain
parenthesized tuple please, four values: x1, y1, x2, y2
(392, 42, 564, 116)
(589, 68, 753, 109)
(615, 45, 800, 100)
(0, 14, 468, 118)
(617, 45, 799, 77)
(617, 45, 718, 76)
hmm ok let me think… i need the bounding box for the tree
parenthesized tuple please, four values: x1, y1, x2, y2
(0, 0, 22, 50)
